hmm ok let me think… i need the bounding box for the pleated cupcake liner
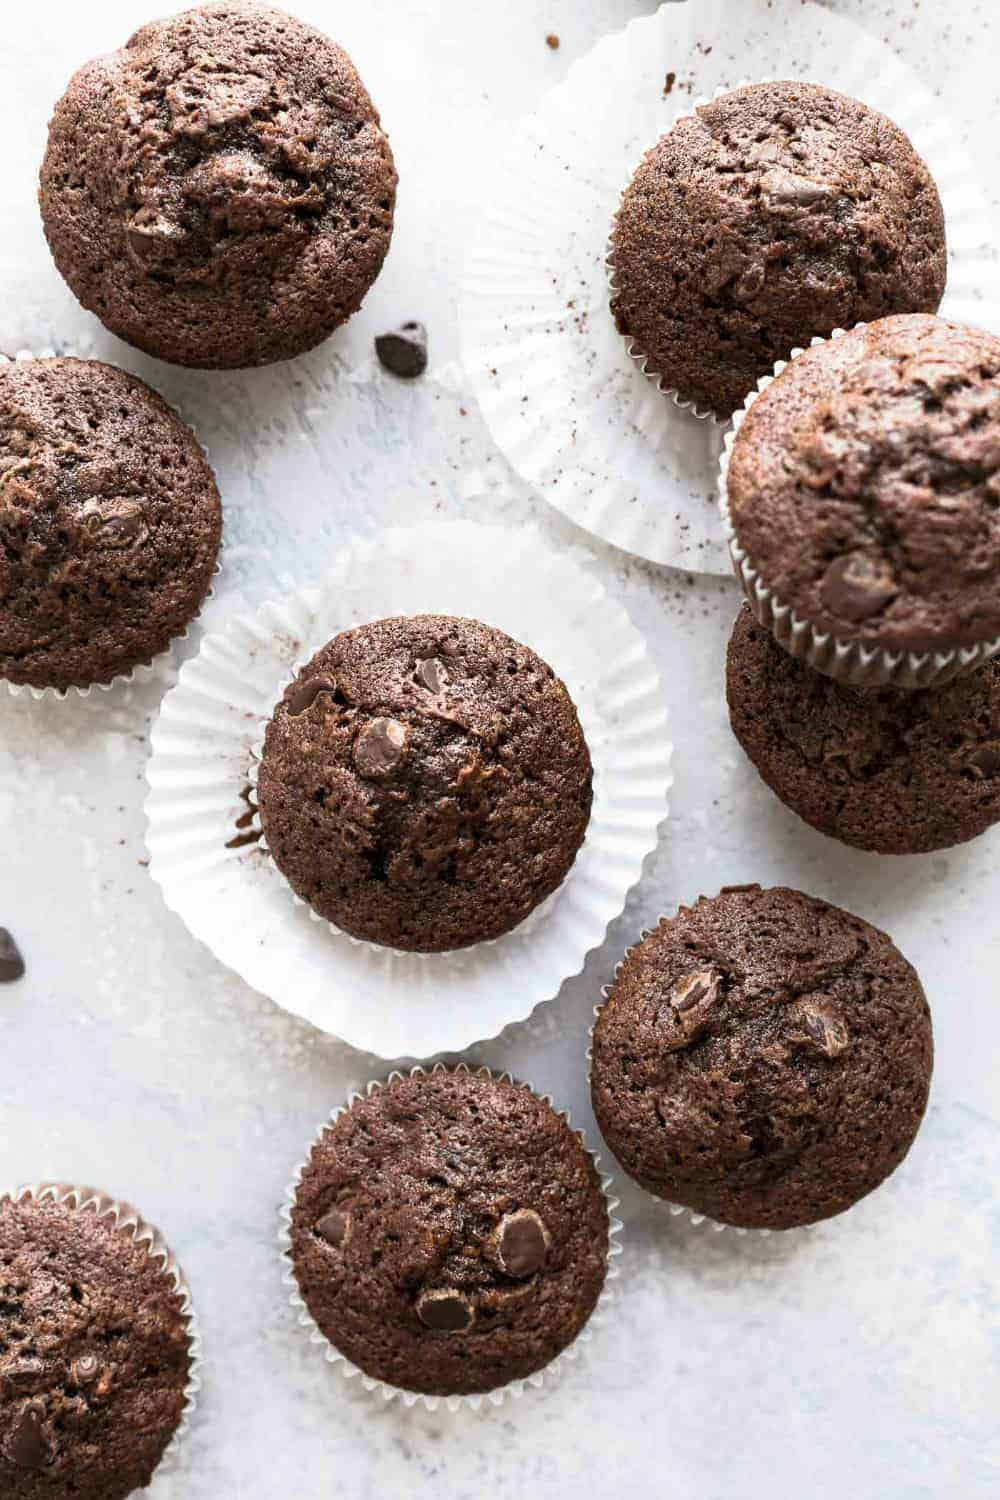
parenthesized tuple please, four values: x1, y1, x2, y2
(278, 1062, 624, 1413)
(586, 920, 819, 1240)
(459, 0, 999, 576)
(0, 344, 224, 704)
(718, 331, 1000, 689)
(0, 1180, 202, 1493)
(144, 519, 673, 1059)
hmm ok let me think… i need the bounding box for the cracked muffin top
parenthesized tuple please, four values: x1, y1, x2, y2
(726, 315, 1000, 657)
(610, 81, 946, 417)
(0, 357, 221, 692)
(726, 605, 1000, 855)
(39, 1, 397, 368)
(591, 885, 932, 1230)
(0, 1193, 192, 1500)
(288, 1069, 609, 1396)
(256, 614, 593, 952)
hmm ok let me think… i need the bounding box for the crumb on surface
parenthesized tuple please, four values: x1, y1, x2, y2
(546, 34, 560, 50)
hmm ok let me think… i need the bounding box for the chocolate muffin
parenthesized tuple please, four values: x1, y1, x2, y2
(725, 315, 1000, 678)
(287, 1068, 610, 1397)
(727, 606, 1000, 854)
(610, 81, 946, 418)
(257, 614, 593, 952)
(0, 357, 221, 692)
(0, 1188, 193, 1498)
(40, 2, 397, 368)
(591, 885, 932, 1230)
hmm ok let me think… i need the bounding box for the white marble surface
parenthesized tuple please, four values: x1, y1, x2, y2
(0, 1, 998, 1495)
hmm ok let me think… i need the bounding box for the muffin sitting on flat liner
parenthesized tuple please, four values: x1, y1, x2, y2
(0, 357, 221, 693)
(286, 1068, 612, 1399)
(591, 885, 932, 1231)
(727, 605, 1000, 855)
(257, 614, 593, 952)
(0, 1185, 195, 1499)
(39, 2, 397, 369)
(609, 81, 946, 419)
(723, 314, 1000, 688)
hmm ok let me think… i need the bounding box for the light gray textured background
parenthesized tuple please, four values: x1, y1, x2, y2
(0, 2, 997, 1496)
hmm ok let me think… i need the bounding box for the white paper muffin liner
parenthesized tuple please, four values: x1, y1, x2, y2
(587, 923, 820, 1240)
(459, 0, 1000, 576)
(144, 519, 673, 1059)
(0, 1180, 202, 1493)
(278, 1062, 624, 1413)
(718, 331, 1000, 689)
(0, 343, 223, 704)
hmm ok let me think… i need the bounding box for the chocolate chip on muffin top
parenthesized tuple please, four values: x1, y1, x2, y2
(257, 614, 593, 952)
(288, 1069, 609, 1396)
(0, 357, 221, 691)
(610, 82, 946, 417)
(591, 885, 933, 1230)
(39, 2, 397, 368)
(726, 315, 1000, 657)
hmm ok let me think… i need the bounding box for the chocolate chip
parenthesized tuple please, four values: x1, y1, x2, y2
(70, 1354, 100, 1387)
(761, 169, 836, 209)
(792, 1002, 850, 1060)
(375, 322, 428, 379)
(496, 1209, 550, 1278)
(353, 717, 408, 778)
(286, 675, 340, 716)
(5, 1402, 49, 1470)
(820, 553, 897, 622)
(733, 262, 766, 303)
(416, 1288, 474, 1332)
(665, 968, 722, 1051)
(0, 928, 25, 982)
(967, 744, 1000, 779)
(414, 657, 448, 694)
(81, 497, 149, 549)
(316, 1207, 351, 1249)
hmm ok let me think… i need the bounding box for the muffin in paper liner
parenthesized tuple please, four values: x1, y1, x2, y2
(459, 0, 1000, 575)
(0, 1180, 202, 1493)
(0, 344, 224, 705)
(144, 519, 673, 1059)
(278, 1062, 624, 1413)
(718, 331, 1000, 690)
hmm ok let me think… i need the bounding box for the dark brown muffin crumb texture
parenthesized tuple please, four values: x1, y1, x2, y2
(610, 81, 946, 417)
(289, 1070, 609, 1396)
(0, 358, 221, 691)
(39, 2, 398, 368)
(727, 606, 1000, 854)
(726, 314, 1000, 656)
(0, 1195, 191, 1500)
(591, 885, 932, 1230)
(257, 614, 593, 952)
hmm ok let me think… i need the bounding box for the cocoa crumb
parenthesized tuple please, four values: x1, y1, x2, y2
(545, 34, 560, 50)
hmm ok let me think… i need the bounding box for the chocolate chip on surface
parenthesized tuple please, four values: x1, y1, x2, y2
(315, 1207, 352, 1249)
(966, 744, 1000, 779)
(286, 675, 340, 717)
(496, 1209, 550, 1278)
(414, 656, 448, 694)
(70, 1353, 101, 1387)
(664, 967, 723, 1051)
(820, 553, 898, 623)
(0, 927, 25, 982)
(5, 1402, 50, 1470)
(791, 1001, 850, 1059)
(353, 717, 407, 778)
(416, 1288, 474, 1333)
(375, 322, 428, 379)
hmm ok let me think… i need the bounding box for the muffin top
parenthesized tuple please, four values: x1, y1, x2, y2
(257, 614, 593, 952)
(0, 1193, 192, 1500)
(289, 1069, 609, 1396)
(39, 1, 397, 369)
(0, 358, 221, 691)
(591, 885, 932, 1230)
(727, 605, 1000, 855)
(726, 315, 1000, 656)
(610, 81, 946, 417)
